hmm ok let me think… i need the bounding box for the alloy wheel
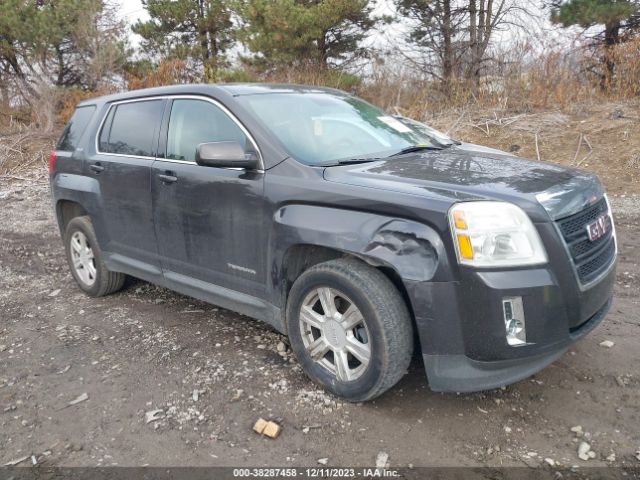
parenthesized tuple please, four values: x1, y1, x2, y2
(299, 287, 371, 382)
(70, 231, 97, 286)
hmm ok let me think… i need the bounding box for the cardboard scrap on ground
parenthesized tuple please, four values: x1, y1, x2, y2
(253, 418, 281, 439)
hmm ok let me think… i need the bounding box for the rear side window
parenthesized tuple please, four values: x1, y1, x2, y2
(99, 100, 163, 157)
(57, 106, 96, 151)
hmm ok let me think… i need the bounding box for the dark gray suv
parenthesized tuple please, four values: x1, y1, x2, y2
(49, 84, 616, 401)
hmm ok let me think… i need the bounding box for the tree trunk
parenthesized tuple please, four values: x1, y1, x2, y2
(601, 21, 620, 91)
(197, 0, 214, 82)
(442, 0, 453, 92)
(468, 0, 478, 88)
(318, 32, 328, 68)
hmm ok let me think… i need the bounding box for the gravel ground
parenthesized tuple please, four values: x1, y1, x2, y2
(0, 178, 639, 470)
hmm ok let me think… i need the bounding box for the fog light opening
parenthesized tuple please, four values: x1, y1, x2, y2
(503, 297, 527, 346)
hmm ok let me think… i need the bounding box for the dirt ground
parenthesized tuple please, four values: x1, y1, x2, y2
(1, 102, 639, 470)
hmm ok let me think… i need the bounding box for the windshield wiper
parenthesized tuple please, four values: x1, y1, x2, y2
(389, 145, 444, 157)
(323, 157, 381, 166)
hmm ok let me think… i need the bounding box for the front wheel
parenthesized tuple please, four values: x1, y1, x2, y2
(286, 258, 414, 402)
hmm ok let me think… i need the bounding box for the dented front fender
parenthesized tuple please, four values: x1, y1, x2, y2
(269, 205, 454, 296)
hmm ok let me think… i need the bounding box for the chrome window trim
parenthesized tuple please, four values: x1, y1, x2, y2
(94, 94, 265, 170)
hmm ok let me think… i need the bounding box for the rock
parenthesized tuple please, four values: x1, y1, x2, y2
(375, 451, 389, 469)
(599, 340, 614, 348)
(231, 389, 243, 401)
(504, 426, 512, 433)
(635, 450, 640, 461)
(544, 458, 555, 466)
(317, 458, 328, 465)
(610, 109, 624, 120)
(276, 342, 286, 352)
(145, 409, 163, 424)
(48, 289, 61, 297)
(192, 390, 199, 402)
(0, 345, 6, 352)
(577, 442, 591, 461)
(570, 425, 583, 436)
(606, 453, 616, 462)
(68, 392, 89, 406)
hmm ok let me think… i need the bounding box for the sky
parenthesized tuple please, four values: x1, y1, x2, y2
(117, 0, 148, 24)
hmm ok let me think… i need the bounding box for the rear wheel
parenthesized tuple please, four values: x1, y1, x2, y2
(64, 216, 125, 297)
(286, 258, 413, 402)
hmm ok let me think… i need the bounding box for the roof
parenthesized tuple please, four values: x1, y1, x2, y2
(78, 83, 349, 106)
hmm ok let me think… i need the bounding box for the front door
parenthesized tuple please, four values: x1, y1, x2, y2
(151, 97, 265, 298)
(87, 98, 165, 278)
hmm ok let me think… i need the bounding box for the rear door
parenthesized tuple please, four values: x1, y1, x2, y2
(88, 98, 165, 279)
(151, 97, 266, 297)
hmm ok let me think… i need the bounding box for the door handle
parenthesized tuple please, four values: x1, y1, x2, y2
(89, 162, 104, 173)
(158, 173, 178, 184)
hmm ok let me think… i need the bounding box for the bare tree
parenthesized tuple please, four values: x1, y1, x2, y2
(393, 0, 535, 90)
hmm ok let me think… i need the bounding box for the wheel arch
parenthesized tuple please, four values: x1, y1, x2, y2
(270, 205, 453, 336)
(56, 199, 89, 235)
(279, 243, 413, 309)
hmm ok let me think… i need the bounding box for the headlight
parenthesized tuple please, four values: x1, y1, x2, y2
(448, 201, 547, 267)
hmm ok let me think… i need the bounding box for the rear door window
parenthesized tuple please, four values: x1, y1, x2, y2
(166, 99, 249, 162)
(99, 100, 163, 157)
(57, 106, 96, 151)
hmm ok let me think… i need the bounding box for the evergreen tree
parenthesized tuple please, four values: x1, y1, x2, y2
(133, 0, 235, 81)
(238, 0, 377, 69)
(550, 0, 640, 88)
(0, 0, 128, 91)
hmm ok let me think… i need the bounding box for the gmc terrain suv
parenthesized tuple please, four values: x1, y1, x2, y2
(49, 84, 616, 401)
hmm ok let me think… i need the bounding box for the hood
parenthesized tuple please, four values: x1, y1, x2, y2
(323, 144, 604, 221)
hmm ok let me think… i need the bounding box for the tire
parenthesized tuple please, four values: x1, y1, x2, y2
(64, 216, 125, 297)
(286, 258, 414, 402)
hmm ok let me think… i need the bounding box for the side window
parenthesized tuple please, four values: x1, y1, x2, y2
(57, 106, 96, 151)
(99, 100, 163, 157)
(166, 99, 249, 162)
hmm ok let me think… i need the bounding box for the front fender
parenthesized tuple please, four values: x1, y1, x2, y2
(269, 204, 454, 302)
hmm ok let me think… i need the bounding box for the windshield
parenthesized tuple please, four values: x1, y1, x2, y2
(236, 92, 455, 165)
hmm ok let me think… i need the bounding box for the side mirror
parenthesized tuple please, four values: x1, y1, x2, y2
(195, 141, 259, 169)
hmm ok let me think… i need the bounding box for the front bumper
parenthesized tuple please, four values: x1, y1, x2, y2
(423, 296, 611, 392)
(407, 256, 616, 392)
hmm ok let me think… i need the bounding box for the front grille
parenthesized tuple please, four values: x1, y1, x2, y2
(556, 198, 616, 284)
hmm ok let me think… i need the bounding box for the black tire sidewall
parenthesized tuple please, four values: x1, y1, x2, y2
(286, 268, 389, 401)
(64, 217, 107, 297)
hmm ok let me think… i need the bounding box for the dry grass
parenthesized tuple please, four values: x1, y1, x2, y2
(423, 100, 640, 196)
(0, 129, 56, 179)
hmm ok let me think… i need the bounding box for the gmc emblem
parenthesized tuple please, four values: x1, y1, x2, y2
(586, 214, 610, 242)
